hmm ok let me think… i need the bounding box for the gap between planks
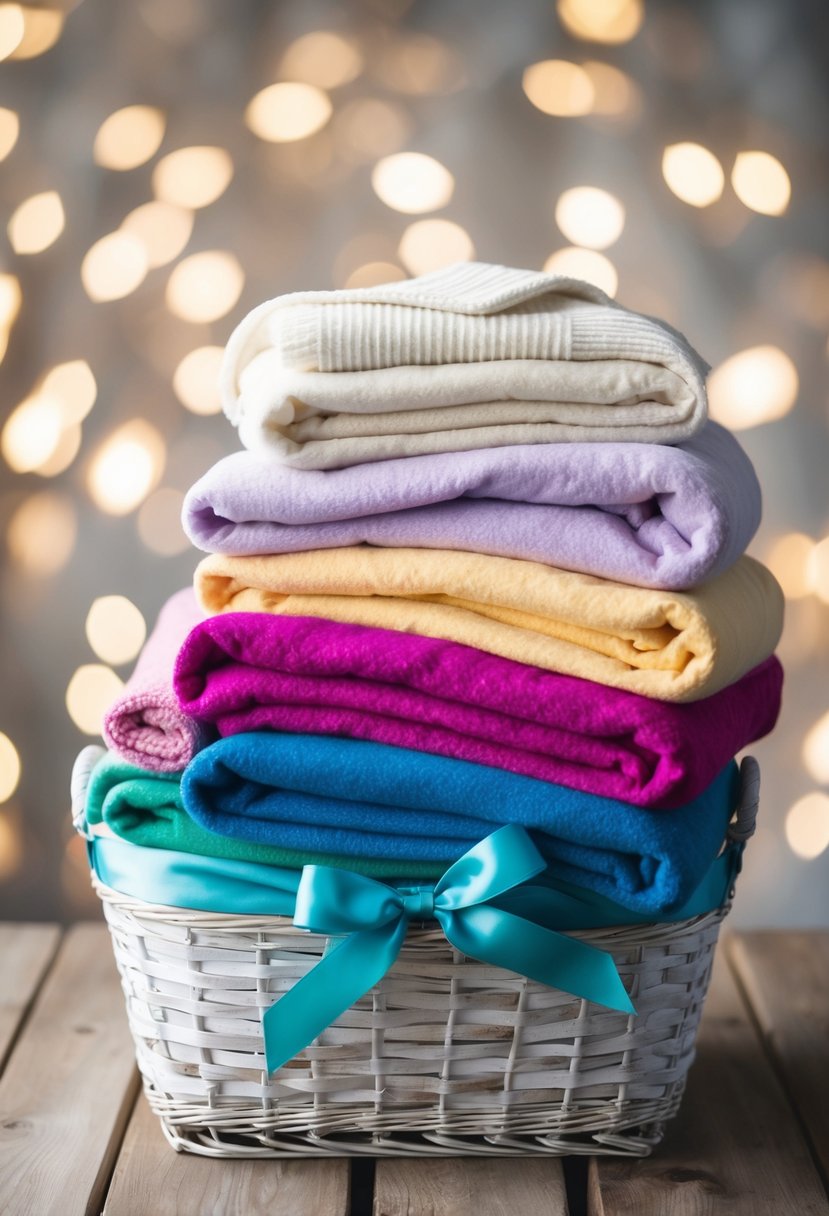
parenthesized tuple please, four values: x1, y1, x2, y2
(587, 943, 829, 1215)
(102, 1093, 351, 1216)
(373, 1156, 569, 1215)
(0, 923, 139, 1216)
(728, 930, 829, 1192)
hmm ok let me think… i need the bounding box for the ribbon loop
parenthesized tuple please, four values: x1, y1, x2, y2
(262, 824, 638, 1074)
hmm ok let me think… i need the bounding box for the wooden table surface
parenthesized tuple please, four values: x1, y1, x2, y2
(0, 925, 826, 1215)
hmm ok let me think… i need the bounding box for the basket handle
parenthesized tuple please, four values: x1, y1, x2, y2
(727, 755, 760, 843)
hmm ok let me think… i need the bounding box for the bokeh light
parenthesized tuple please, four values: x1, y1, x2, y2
(152, 146, 233, 209)
(554, 186, 624, 249)
(785, 793, 829, 860)
(732, 150, 791, 216)
(708, 345, 798, 429)
(398, 218, 474, 276)
(0, 4, 24, 60)
(173, 346, 224, 414)
(121, 201, 193, 268)
(7, 190, 64, 254)
(245, 82, 332, 142)
(543, 246, 618, 296)
(165, 251, 244, 322)
(0, 106, 19, 159)
(87, 420, 165, 515)
(557, 0, 644, 44)
(662, 142, 724, 207)
(85, 596, 147, 666)
(522, 60, 595, 117)
(40, 360, 97, 425)
(1, 396, 63, 473)
(374, 32, 465, 95)
(136, 487, 189, 556)
(8, 6, 62, 59)
(334, 98, 411, 162)
(371, 152, 454, 214)
(807, 537, 829, 604)
(280, 30, 363, 88)
(93, 105, 165, 171)
(343, 262, 406, 289)
(81, 231, 148, 301)
(0, 809, 22, 881)
(66, 664, 125, 736)
(0, 732, 20, 803)
(0, 272, 22, 350)
(581, 61, 641, 118)
(6, 491, 76, 575)
(764, 533, 815, 600)
(802, 712, 829, 785)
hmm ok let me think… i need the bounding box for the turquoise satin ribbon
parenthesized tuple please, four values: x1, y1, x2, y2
(88, 826, 742, 1076)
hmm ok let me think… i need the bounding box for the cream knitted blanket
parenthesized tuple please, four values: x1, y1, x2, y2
(194, 549, 782, 703)
(220, 262, 709, 467)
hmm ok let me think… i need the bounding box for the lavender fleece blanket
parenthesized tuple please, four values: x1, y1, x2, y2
(103, 588, 210, 773)
(174, 614, 783, 810)
(182, 422, 760, 590)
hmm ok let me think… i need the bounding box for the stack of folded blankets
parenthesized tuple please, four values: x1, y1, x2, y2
(75, 262, 784, 952)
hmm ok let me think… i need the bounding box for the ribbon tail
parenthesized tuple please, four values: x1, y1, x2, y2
(444, 905, 636, 1016)
(263, 917, 407, 1074)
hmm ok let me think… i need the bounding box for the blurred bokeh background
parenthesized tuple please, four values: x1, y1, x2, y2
(0, 0, 827, 924)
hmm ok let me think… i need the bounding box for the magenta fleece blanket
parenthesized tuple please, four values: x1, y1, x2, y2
(103, 588, 210, 773)
(182, 422, 760, 590)
(173, 614, 783, 810)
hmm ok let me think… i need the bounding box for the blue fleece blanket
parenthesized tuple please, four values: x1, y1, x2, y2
(180, 733, 739, 915)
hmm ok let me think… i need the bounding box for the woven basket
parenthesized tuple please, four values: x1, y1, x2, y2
(95, 756, 759, 1159)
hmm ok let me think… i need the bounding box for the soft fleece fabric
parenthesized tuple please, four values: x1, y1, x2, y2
(183, 422, 760, 592)
(195, 549, 784, 703)
(220, 262, 709, 464)
(73, 745, 442, 880)
(181, 733, 741, 915)
(174, 614, 783, 810)
(102, 589, 209, 773)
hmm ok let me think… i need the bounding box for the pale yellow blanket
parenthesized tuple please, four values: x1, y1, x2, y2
(195, 549, 783, 703)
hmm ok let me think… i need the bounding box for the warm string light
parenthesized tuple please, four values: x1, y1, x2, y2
(165, 251, 244, 322)
(152, 146, 233, 209)
(7, 190, 64, 254)
(121, 201, 193, 268)
(279, 30, 363, 89)
(7, 6, 63, 59)
(6, 491, 77, 575)
(543, 247, 618, 296)
(785, 793, 829, 861)
(523, 60, 594, 117)
(81, 232, 148, 301)
(732, 150, 791, 216)
(557, 0, 645, 44)
(707, 346, 798, 430)
(554, 186, 624, 249)
(398, 219, 474, 275)
(0, 731, 20, 803)
(87, 420, 165, 515)
(66, 665, 125, 735)
(0, 106, 19, 159)
(662, 143, 724, 207)
(173, 346, 224, 414)
(93, 105, 166, 171)
(137, 487, 189, 556)
(371, 152, 454, 214)
(803, 712, 829, 785)
(85, 596, 147, 666)
(245, 82, 332, 142)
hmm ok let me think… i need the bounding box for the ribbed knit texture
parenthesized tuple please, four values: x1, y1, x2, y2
(220, 262, 709, 459)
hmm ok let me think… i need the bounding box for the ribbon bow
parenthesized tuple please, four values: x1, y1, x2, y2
(264, 823, 635, 1073)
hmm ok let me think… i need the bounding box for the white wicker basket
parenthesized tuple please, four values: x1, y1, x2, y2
(95, 756, 759, 1159)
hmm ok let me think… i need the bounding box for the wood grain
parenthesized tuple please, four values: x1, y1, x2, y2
(0, 923, 61, 1074)
(587, 948, 829, 1215)
(0, 924, 138, 1216)
(729, 930, 829, 1187)
(374, 1157, 569, 1215)
(103, 1093, 350, 1216)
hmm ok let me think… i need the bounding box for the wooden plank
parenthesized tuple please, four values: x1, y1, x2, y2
(0, 924, 61, 1074)
(729, 930, 829, 1187)
(374, 1157, 569, 1215)
(587, 948, 829, 1215)
(0, 924, 138, 1216)
(103, 1091, 350, 1216)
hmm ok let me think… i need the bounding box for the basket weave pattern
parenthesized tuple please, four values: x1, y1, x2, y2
(99, 885, 727, 1157)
